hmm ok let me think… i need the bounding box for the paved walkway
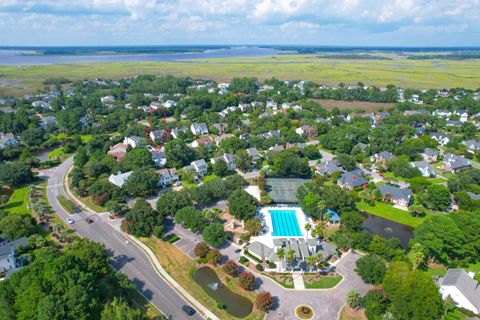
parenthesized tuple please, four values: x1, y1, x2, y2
(292, 274, 305, 289)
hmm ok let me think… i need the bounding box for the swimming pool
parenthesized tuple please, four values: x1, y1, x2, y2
(269, 209, 302, 237)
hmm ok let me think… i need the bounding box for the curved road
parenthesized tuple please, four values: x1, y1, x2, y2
(42, 157, 202, 320)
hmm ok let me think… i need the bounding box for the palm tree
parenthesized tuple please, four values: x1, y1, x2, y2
(304, 223, 312, 240)
(345, 288, 362, 309)
(286, 248, 296, 267)
(306, 255, 316, 272)
(276, 248, 285, 260)
(315, 253, 324, 270)
(317, 200, 326, 218)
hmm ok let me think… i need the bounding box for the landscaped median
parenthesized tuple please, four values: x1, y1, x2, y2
(356, 201, 427, 228)
(140, 237, 264, 320)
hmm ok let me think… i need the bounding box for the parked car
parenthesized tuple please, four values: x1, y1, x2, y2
(85, 217, 94, 224)
(181, 305, 196, 316)
(234, 249, 242, 253)
(66, 217, 75, 224)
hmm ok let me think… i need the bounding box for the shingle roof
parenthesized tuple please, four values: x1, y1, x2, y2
(440, 269, 480, 311)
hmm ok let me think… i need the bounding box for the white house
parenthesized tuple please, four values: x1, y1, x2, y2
(108, 171, 133, 188)
(157, 168, 179, 187)
(171, 126, 188, 139)
(210, 153, 236, 171)
(438, 269, 480, 314)
(411, 161, 436, 177)
(191, 159, 208, 176)
(163, 100, 177, 109)
(463, 140, 480, 154)
(453, 110, 469, 122)
(123, 136, 142, 148)
(100, 96, 115, 104)
(433, 109, 451, 118)
(191, 123, 209, 135)
(429, 132, 450, 146)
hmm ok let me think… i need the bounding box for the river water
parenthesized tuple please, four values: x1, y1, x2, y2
(0, 46, 281, 66)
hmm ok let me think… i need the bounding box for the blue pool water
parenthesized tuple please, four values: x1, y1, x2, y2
(269, 210, 302, 237)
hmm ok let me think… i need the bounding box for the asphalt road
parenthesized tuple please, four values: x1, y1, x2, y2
(43, 157, 203, 320)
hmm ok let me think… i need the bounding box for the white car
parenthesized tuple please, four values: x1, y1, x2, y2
(66, 218, 75, 224)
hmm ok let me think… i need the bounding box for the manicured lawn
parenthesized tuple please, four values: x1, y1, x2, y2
(142, 237, 263, 320)
(383, 172, 409, 182)
(203, 174, 218, 182)
(263, 273, 294, 289)
(445, 309, 471, 320)
(425, 265, 448, 278)
(428, 177, 447, 184)
(79, 195, 108, 213)
(80, 135, 93, 142)
(357, 201, 427, 227)
(1, 186, 31, 215)
(56, 195, 74, 214)
(303, 274, 343, 289)
(339, 305, 368, 320)
(47, 147, 72, 161)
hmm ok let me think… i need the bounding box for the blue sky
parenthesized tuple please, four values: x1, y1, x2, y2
(0, 0, 479, 46)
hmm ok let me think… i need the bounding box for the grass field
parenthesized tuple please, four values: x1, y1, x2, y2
(339, 305, 368, 320)
(2, 54, 480, 96)
(303, 274, 343, 289)
(1, 185, 31, 215)
(142, 237, 263, 320)
(357, 201, 427, 227)
(310, 99, 395, 112)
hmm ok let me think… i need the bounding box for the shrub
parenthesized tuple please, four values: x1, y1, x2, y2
(239, 256, 248, 264)
(238, 271, 256, 291)
(268, 261, 277, 269)
(256, 264, 264, 271)
(194, 242, 210, 258)
(355, 254, 387, 285)
(222, 259, 239, 277)
(206, 248, 222, 266)
(255, 291, 274, 311)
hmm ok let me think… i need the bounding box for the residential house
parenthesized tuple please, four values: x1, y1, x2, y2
(246, 147, 261, 163)
(191, 123, 209, 135)
(0, 237, 27, 278)
(157, 168, 179, 187)
(438, 269, 480, 314)
(123, 136, 142, 148)
(446, 120, 462, 127)
(411, 161, 436, 177)
(268, 144, 285, 152)
(463, 140, 480, 154)
(31, 100, 51, 109)
(260, 130, 281, 139)
(149, 130, 169, 144)
(315, 160, 344, 176)
(151, 150, 166, 167)
(191, 159, 208, 176)
(150, 102, 162, 110)
(108, 171, 133, 187)
(163, 100, 177, 109)
(371, 151, 396, 163)
(420, 148, 439, 163)
(0, 132, 17, 149)
(337, 170, 368, 190)
(171, 126, 189, 139)
(429, 132, 451, 146)
(378, 185, 412, 210)
(100, 96, 115, 104)
(0, 106, 14, 113)
(38, 115, 57, 129)
(210, 153, 236, 171)
(433, 109, 451, 118)
(453, 110, 469, 122)
(107, 143, 128, 161)
(191, 136, 213, 149)
(354, 142, 368, 155)
(266, 100, 277, 110)
(442, 153, 471, 173)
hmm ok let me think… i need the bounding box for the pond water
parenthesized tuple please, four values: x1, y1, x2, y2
(35, 149, 52, 163)
(192, 266, 253, 318)
(360, 212, 414, 249)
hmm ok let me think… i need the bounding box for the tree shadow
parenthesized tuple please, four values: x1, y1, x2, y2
(132, 277, 153, 300)
(111, 254, 135, 270)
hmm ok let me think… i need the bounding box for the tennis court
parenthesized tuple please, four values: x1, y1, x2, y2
(265, 178, 309, 203)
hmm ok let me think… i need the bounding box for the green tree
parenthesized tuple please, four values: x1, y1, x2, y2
(175, 206, 207, 232)
(203, 222, 228, 247)
(164, 139, 195, 168)
(345, 289, 362, 309)
(0, 163, 34, 187)
(121, 148, 154, 171)
(227, 190, 257, 221)
(408, 243, 427, 270)
(100, 298, 146, 320)
(235, 150, 252, 173)
(0, 214, 37, 239)
(125, 199, 163, 237)
(426, 184, 451, 211)
(122, 169, 159, 197)
(212, 159, 228, 177)
(355, 254, 386, 284)
(245, 217, 263, 236)
(363, 290, 387, 320)
(156, 190, 191, 216)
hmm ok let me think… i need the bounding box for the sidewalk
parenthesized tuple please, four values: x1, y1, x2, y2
(293, 274, 305, 290)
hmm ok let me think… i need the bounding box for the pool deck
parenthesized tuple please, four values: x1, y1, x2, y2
(251, 206, 312, 248)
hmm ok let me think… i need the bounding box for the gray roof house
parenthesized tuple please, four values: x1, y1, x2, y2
(378, 185, 412, 209)
(246, 147, 261, 162)
(371, 151, 396, 163)
(0, 237, 28, 278)
(260, 130, 281, 139)
(337, 170, 368, 190)
(411, 161, 436, 177)
(463, 140, 480, 154)
(429, 132, 450, 146)
(191, 159, 208, 176)
(210, 153, 236, 171)
(442, 153, 471, 173)
(190, 123, 209, 135)
(438, 269, 480, 314)
(108, 171, 133, 188)
(420, 148, 439, 163)
(315, 160, 344, 176)
(0, 132, 17, 149)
